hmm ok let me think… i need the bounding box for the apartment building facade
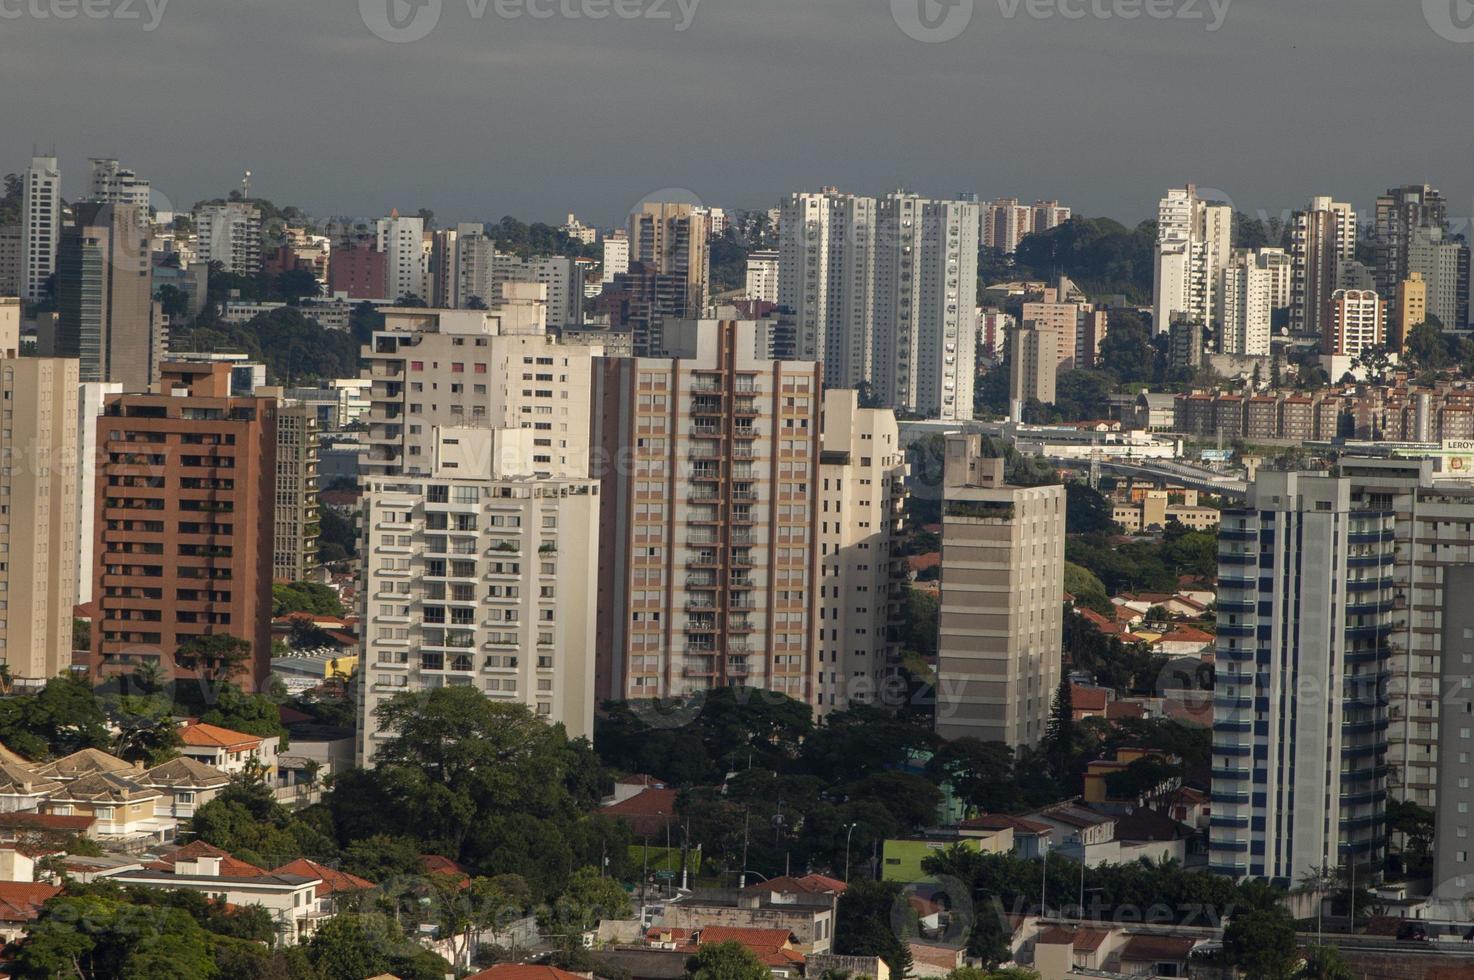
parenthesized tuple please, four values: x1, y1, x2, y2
(357, 427, 600, 763)
(0, 350, 80, 686)
(777, 190, 876, 390)
(1210, 472, 1392, 883)
(1153, 185, 1232, 335)
(266, 393, 319, 582)
(90, 363, 276, 691)
(194, 202, 263, 275)
(1290, 197, 1357, 339)
(935, 435, 1064, 748)
(812, 390, 908, 713)
(54, 202, 158, 390)
(592, 320, 823, 703)
(20, 155, 61, 303)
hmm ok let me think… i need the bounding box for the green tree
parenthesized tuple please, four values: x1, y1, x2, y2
(174, 634, 253, 683)
(1065, 483, 1115, 535)
(836, 879, 915, 977)
(272, 581, 346, 617)
(1223, 906, 1298, 980)
(541, 865, 633, 937)
(1097, 313, 1156, 385)
(687, 940, 772, 980)
(1297, 945, 1353, 980)
(1043, 679, 1077, 782)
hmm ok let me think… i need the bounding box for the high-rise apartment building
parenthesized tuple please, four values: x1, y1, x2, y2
(54, 202, 158, 390)
(873, 192, 979, 420)
(1392, 274, 1428, 351)
(744, 249, 779, 305)
(1375, 183, 1448, 297)
(1210, 472, 1392, 883)
(1325, 288, 1386, 358)
(194, 202, 263, 275)
(1407, 228, 1470, 332)
(1020, 286, 1106, 372)
(357, 426, 600, 764)
(360, 302, 597, 481)
(0, 300, 79, 687)
(1433, 565, 1474, 913)
(377, 212, 426, 304)
(1334, 457, 1474, 809)
(87, 159, 151, 227)
(90, 362, 277, 692)
(0, 224, 21, 296)
(328, 241, 387, 301)
(262, 391, 319, 582)
(1217, 248, 1283, 357)
(629, 202, 709, 321)
(601, 231, 629, 285)
(812, 389, 908, 713)
(1007, 321, 1057, 410)
(777, 190, 876, 389)
(1153, 185, 1232, 335)
(76, 380, 123, 606)
(20, 155, 61, 302)
(935, 435, 1063, 747)
(981, 198, 1070, 254)
(592, 320, 823, 703)
(1290, 197, 1359, 341)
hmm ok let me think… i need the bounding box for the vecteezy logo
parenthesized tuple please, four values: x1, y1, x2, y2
(1426, 0, 1474, 42)
(892, 0, 974, 42)
(361, 0, 442, 43)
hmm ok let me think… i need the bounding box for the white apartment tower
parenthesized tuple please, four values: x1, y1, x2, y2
(1152, 185, 1232, 335)
(813, 389, 909, 713)
(88, 159, 152, 227)
(194, 202, 263, 275)
(602, 232, 630, 285)
(357, 427, 600, 764)
(1217, 248, 1281, 357)
(1210, 472, 1392, 883)
(359, 300, 584, 481)
(1325, 289, 1386, 358)
(873, 192, 979, 420)
(744, 249, 779, 305)
(777, 190, 876, 389)
(377, 213, 427, 304)
(20, 155, 61, 302)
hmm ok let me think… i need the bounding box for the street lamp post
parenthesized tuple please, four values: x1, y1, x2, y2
(844, 823, 858, 883)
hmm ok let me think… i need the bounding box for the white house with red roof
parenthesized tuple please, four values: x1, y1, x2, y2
(178, 721, 278, 779)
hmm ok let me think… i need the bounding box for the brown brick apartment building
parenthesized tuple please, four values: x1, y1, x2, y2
(90, 363, 277, 691)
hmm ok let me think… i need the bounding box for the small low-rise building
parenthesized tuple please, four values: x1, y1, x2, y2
(662, 887, 835, 955)
(140, 757, 231, 821)
(115, 841, 323, 945)
(179, 722, 279, 779)
(40, 771, 174, 845)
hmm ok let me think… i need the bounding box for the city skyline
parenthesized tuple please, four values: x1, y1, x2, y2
(4, 2, 1473, 228)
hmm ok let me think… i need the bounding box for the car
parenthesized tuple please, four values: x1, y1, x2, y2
(1397, 922, 1429, 942)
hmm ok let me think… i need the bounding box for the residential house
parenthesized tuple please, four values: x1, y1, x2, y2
(0, 881, 61, 943)
(1069, 684, 1111, 722)
(140, 757, 232, 821)
(179, 722, 279, 779)
(113, 841, 323, 944)
(271, 858, 375, 912)
(601, 787, 678, 839)
(1116, 934, 1202, 978)
(1025, 804, 1118, 867)
(662, 888, 835, 954)
(41, 770, 174, 844)
(467, 967, 590, 980)
(1033, 926, 1120, 980)
(0, 763, 62, 812)
(1113, 807, 1195, 865)
(1149, 626, 1215, 659)
(958, 814, 1053, 859)
(696, 926, 805, 978)
(34, 748, 139, 783)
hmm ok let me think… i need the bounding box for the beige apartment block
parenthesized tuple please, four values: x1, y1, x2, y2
(0, 350, 81, 686)
(357, 443, 600, 764)
(592, 320, 822, 704)
(812, 390, 909, 714)
(1008, 321, 1058, 409)
(360, 301, 597, 479)
(936, 434, 1064, 747)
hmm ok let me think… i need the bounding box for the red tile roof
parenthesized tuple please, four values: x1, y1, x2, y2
(1105, 702, 1147, 721)
(602, 787, 678, 837)
(699, 926, 795, 947)
(0, 882, 61, 923)
(1071, 684, 1109, 712)
(1154, 626, 1215, 645)
(146, 841, 268, 879)
(742, 873, 845, 896)
(466, 966, 589, 980)
(960, 814, 1052, 835)
(272, 858, 374, 898)
(906, 553, 941, 574)
(0, 812, 96, 834)
(179, 722, 262, 751)
(1119, 934, 1198, 961)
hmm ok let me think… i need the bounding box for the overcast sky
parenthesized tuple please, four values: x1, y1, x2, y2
(4, 0, 1471, 230)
